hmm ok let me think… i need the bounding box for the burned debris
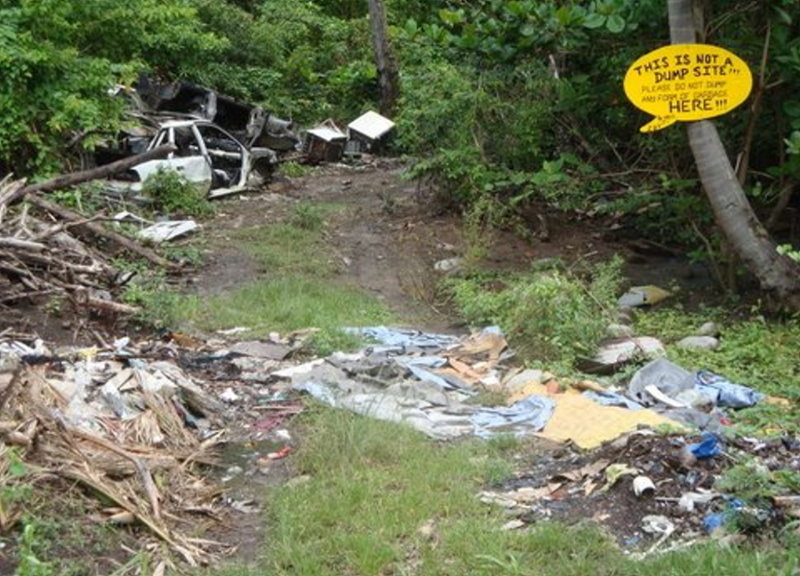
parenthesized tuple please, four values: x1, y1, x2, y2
(102, 80, 300, 199)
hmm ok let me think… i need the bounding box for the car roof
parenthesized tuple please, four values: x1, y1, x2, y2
(159, 119, 211, 129)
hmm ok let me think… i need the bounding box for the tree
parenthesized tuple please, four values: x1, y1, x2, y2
(368, 0, 400, 116)
(668, 0, 800, 309)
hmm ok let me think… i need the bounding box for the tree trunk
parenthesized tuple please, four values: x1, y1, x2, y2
(668, 0, 800, 309)
(368, 0, 400, 117)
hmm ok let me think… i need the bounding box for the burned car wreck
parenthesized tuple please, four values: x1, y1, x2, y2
(108, 120, 278, 199)
(101, 79, 300, 198)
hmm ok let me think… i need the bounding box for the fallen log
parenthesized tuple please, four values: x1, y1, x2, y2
(0, 177, 26, 209)
(14, 144, 177, 200)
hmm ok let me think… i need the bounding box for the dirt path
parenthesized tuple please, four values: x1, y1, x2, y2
(193, 159, 647, 330)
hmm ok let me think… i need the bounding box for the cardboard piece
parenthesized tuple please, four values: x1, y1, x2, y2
(508, 382, 680, 450)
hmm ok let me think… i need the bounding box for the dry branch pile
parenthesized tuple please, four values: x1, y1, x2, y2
(0, 340, 228, 567)
(0, 154, 176, 322)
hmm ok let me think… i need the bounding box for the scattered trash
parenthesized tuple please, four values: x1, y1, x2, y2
(229, 340, 292, 361)
(0, 338, 230, 565)
(606, 323, 635, 339)
(678, 491, 718, 513)
(703, 513, 725, 534)
(291, 327, 686, 447)
(220, 387, 241, 403)
(602, 463, 639, 492)
(688, 432, 722, 459)
(626, 358, 764, 431)
(695, 370, 764, 409)
(633, 475, 656, 497)
(479, 429, 800, 549)
(266, 446, 292, 460)
(589, 337, 666, 370)
(618, 285, 672, 308)
(433, 257, 463, 273)
(641, 514, 675, 537)
(138, 220, 199, 243)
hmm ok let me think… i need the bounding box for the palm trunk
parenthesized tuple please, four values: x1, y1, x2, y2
(368, 0, 400, 117)
(668, 0, 800, 309)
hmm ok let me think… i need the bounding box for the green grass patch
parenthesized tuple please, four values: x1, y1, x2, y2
(165, 205, 391, 348)
(207, 407, 799, 576)
(236, 222, 335, 277)
(635, 307, 800, 436)
(181, 277, 390, 336)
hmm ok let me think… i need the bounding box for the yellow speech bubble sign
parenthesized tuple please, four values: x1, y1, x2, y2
(624, 44, 753, 133)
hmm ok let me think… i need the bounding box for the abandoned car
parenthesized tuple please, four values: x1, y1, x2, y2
(108, 119, 278, 198)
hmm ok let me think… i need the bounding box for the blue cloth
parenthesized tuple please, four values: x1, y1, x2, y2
(689, 431, 722, 459)
(583, 390, 644, 410)
(346, 326, 458, 349)
(471, 396, 555, 439)
(695, 371, 764, 409)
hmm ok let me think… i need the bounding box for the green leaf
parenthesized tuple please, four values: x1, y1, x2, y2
(605, 14, 625, 33)
(583, 13, 606, 29)
(782, 100, 800, 118)
(773, 6, 792, 25)
(520, 23, 535, 37)
(439, 9, 463, 26)
(507, 1, 526, 18)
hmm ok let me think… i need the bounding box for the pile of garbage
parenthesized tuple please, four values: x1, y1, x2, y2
(0, 328, 322, 568)
(480, 431, 800, 554)
(283, 326, 771, 449)
(286, 327, 554, 439)
(0, 321, 790, 566)
(0, 337, 230, 566)
(0, 175, 177, 322)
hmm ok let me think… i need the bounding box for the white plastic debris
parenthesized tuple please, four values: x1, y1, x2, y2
(138, 220, 198, 243)
(633, 475, 656, 497)
(219, 387, 240, 403)
(348, 111, 395, 141)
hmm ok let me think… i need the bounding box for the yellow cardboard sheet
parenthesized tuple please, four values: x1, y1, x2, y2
(508, 382, 680, 450)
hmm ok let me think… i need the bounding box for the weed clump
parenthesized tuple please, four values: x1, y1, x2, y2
(142, 168, 214, 217)
(448, 257, 622, 365)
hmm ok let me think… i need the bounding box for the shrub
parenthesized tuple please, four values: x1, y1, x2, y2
(141, 168, 214, 217)
(448, 257, 623, 365)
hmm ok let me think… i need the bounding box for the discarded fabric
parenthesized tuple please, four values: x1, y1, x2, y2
(583, 390, 644, 410)
(695, 370, 764, 409)
(688, 432, 722, 459)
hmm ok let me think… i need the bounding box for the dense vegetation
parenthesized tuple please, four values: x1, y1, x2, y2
(1, 0, 798, 291)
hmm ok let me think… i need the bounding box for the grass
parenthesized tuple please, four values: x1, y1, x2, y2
(206, 406, 800, 576)
(160, 202, 392, 351)
(182, 277, 390, 337)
